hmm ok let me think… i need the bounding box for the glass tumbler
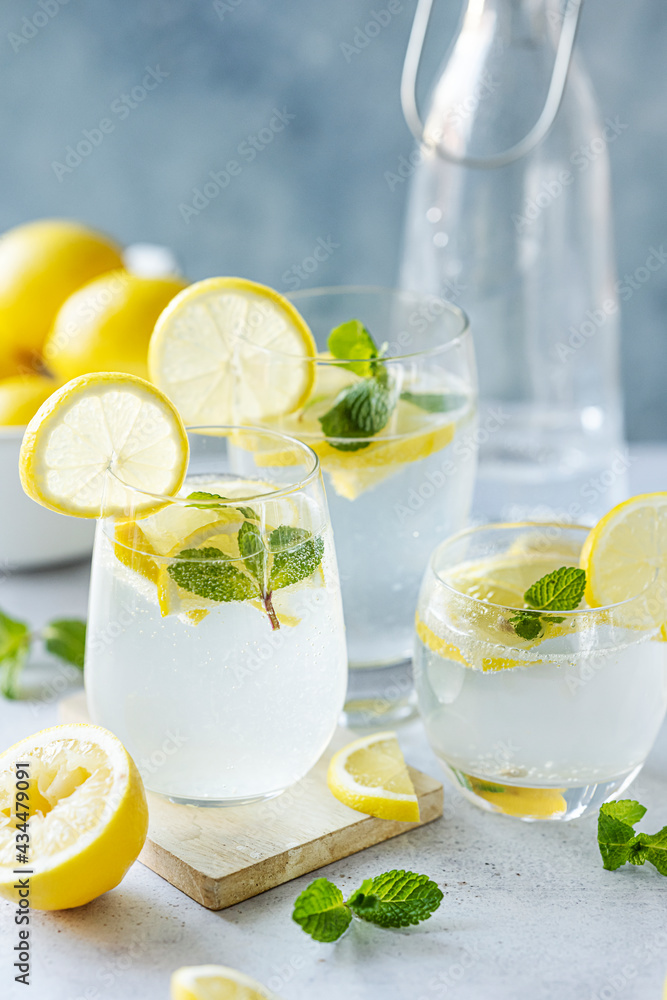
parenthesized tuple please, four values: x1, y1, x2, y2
(242, 286, 477, 726)
(85, 426, 347, 807)
(414, 522, 667, 821)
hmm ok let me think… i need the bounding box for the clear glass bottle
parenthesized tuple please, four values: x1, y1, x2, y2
(399, 0, 627, 523)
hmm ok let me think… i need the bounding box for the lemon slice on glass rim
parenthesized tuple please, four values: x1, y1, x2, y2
(149, 277, 316, 425)
(19, 372, 188, 518)
(580, 492, 667, 628)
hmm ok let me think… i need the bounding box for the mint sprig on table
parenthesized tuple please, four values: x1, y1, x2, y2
(0, 610, 86, 699)
(292, 870, 443, 942)
(598, 800, 667, 875)
(168, 493, 324, 630)
(509, 566, 586, 641)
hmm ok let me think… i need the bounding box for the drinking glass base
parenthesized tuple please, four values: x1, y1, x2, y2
(154, 787, 288, 809)
(342, 659, 418, 729)
(441, 762, 644, 822)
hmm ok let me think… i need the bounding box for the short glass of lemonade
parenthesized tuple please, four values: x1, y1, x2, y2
(252, 287, 477, 725)
(85, 426, 347, 807)
(414, 523, 667, 821)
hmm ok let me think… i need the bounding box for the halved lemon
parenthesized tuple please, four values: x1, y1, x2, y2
(19, 372, 188, 518)
(149, 277, 316, 425)
(580, 493, 667, 626)
(171, 965, 282, 1000)
(327, 732, 420, 822)
(0, 724, 148, 910)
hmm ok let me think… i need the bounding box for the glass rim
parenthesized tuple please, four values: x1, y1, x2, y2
(429, 521, 658, 618)
(246, 285, 471, 363)
(107, 424, 321, 507)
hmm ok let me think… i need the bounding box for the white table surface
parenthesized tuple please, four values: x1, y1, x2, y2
(1, 446, 667, 1000)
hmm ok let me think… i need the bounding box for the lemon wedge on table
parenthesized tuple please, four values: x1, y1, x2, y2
(149, 277, 316, 424)
(580, 493, 667, 627)
(19, 372, 188, 518)
(0, 724, 148, 910)
(327, 732, 420, 823)
(171, 965, 282, 1000)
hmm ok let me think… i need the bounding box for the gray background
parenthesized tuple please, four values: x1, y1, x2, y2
(1, 0, 665, 439)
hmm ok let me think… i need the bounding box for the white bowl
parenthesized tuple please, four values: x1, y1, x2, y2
(0, 428, 94, 570)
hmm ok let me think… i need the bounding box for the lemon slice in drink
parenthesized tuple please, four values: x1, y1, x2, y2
(276, 369, 460, 500)
(580, 493, 667, 625)
(19, 372, 188, 518)
(327, 732, 420, 822)
(0, 724, 148, 910)
(149, 277, 316, 424)
(171, 965, 282, 1000)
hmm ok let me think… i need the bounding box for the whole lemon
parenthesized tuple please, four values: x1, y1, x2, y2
(44, 270, 188, 381)
(0, 373, 59, 426)
(0, 219, 123, 377)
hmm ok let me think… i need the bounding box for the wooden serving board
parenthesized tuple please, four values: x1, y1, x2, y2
(59, 692, 443, 910)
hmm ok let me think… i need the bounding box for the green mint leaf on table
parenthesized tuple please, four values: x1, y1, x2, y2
(42, 619, 86, 670)
(328, 319, 379, 377)
(601, 800, 647, 826)
(525, 566, 586, 612)
(293, 870, 442, 943)
(400, 391, 465, 413)
(292, 878, 353, 943)
(347, 871, 443, 929)
(598, 802, 641, 871)
(639, 828, 667, 875)
(0, 610, 31, 700)
(597, 800, 667, 875)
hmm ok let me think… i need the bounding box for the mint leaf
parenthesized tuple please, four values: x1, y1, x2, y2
(318, 391, 371, 451)
(400, 391, 465, 413)
(508, 611, 543, 641)
(347, 870, 443, 929)
(238, 520, 267, 586)
(328, 319, 378, 377)
(601, 800, 647, 826)
(0, 611, 31, 700)
(42, 619, 86, 670)
(292, 878, 352, 942)
(525, 566, 586, 612)
(269, 526, 324, 591)
(509, 566, 586, 640)
(168, 547, 260, 603)
(319, 378, 395, 452)
(186, 491, 258, 521)
(641, 827, 667, 875)
(598, 801, 643, 871)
